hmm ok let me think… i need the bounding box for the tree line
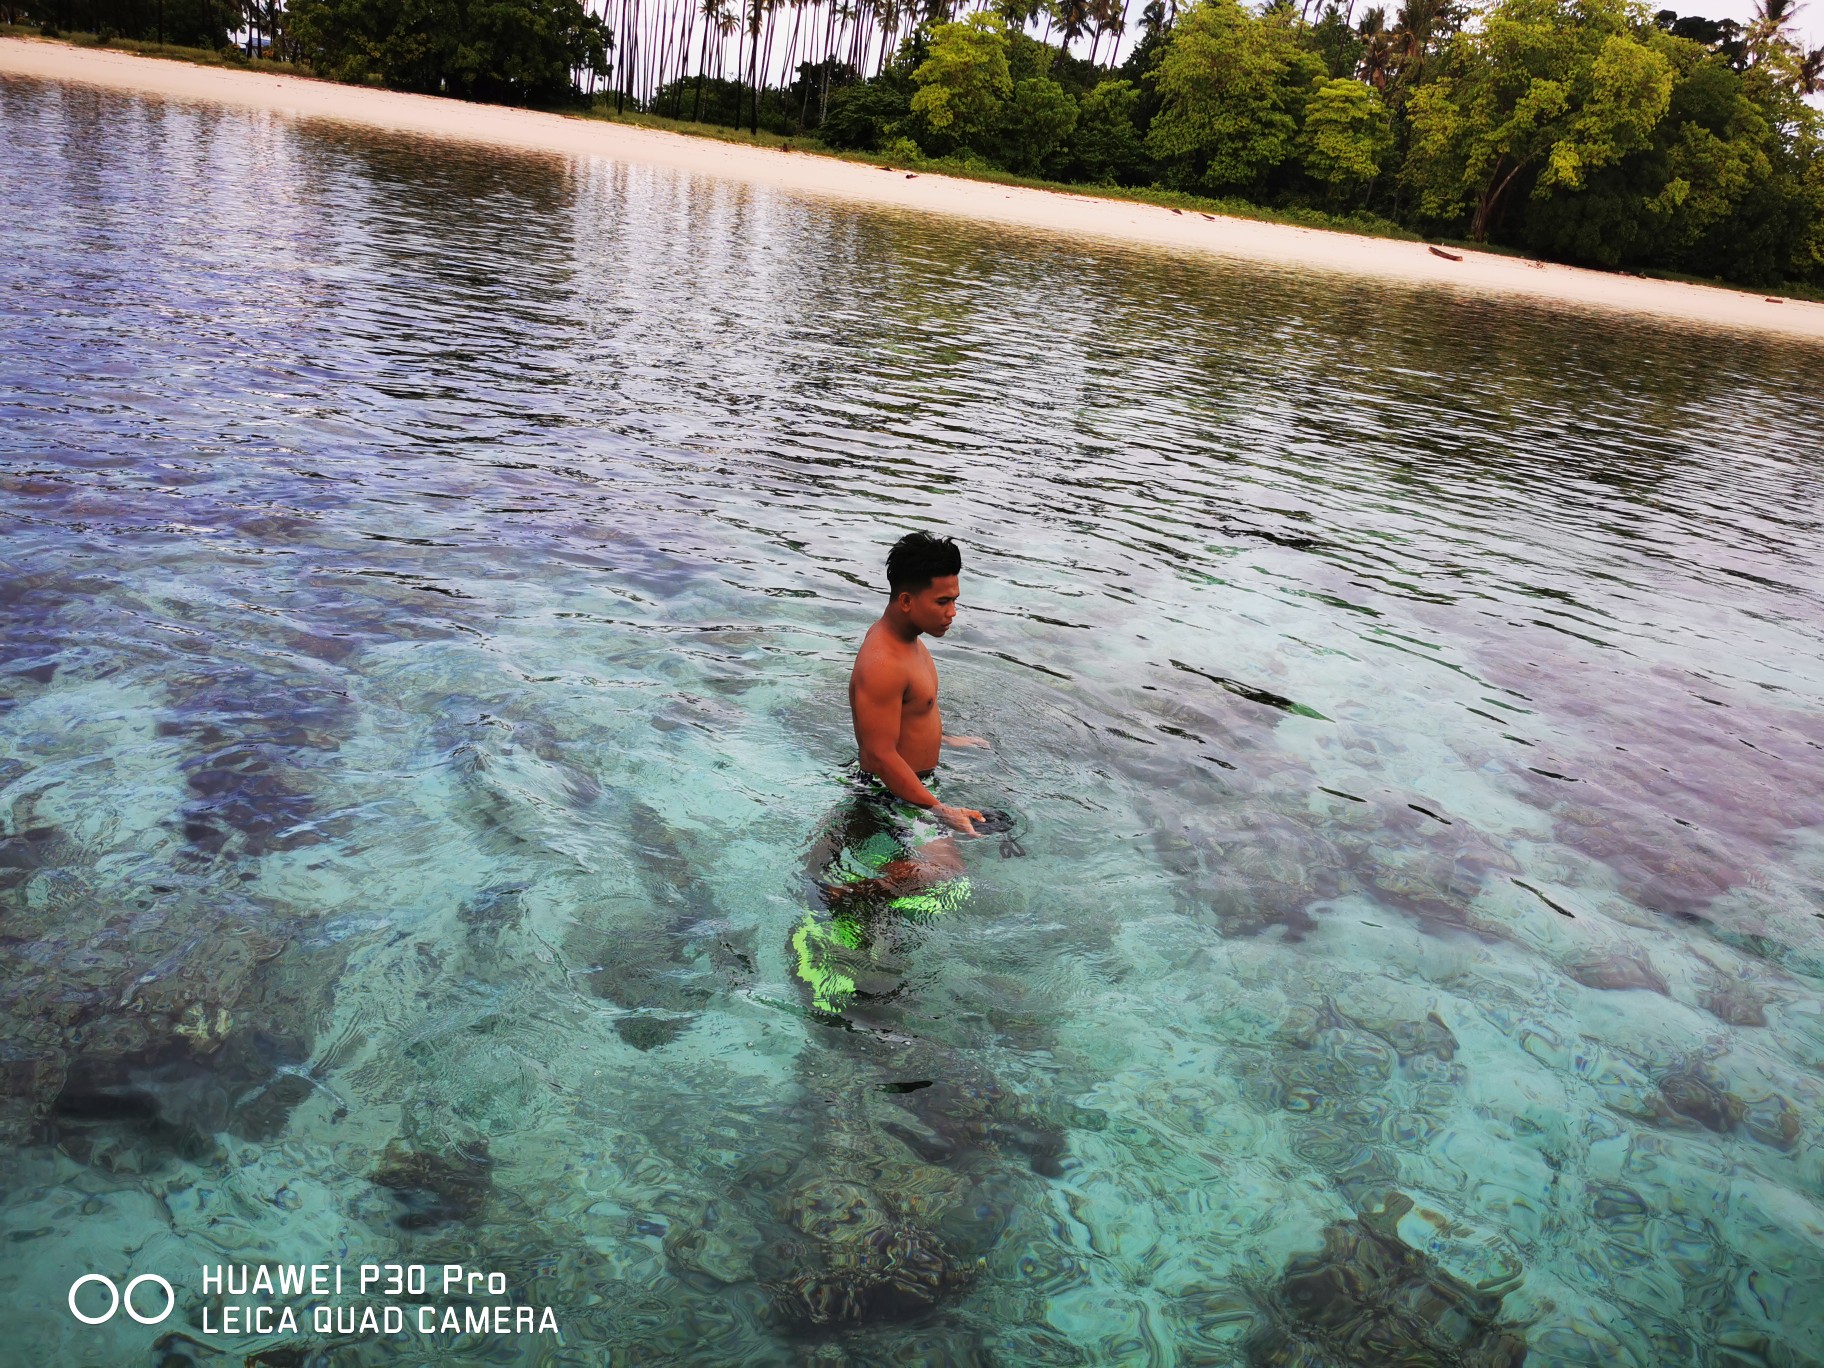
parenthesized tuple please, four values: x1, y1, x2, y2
(16, 0, 1823, 285)
(801, 0, 1823, 286)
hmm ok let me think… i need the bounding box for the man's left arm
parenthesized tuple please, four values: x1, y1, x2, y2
(943, 735, 990, 748)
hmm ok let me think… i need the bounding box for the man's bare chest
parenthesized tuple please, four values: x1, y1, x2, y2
(903, 654, 939, 712)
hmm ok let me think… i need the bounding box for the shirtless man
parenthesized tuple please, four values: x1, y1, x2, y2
(815, 532, 988, 905)
(790, 534, 991, 1011)
(851, 531, 987, 834)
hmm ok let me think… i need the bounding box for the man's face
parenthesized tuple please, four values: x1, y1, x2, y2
(900, 575, 961, 637)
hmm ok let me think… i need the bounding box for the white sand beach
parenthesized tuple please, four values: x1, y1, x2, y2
(6, 35, 1824, 342)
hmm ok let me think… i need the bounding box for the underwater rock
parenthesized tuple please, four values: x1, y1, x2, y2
(459, 883, 528, 945)
(615, 1015, 689, 1052)
(881, 1070, 1082, 1179)
(1309, 1000, 1460, 1065)
(1323, 1146, 1403, 1207)
(633, 1078, 990, 1331)
(769, 1212, 972, 1329)
(1244, 1192, 1528, 1367)
(229, 1069, 318, 1142)
(739, 1037, 1061, 1334)
(1740, 1092, 1802, 1152)
(1699, 977, 1768, 1028)
(0, 570, 97, 718)
(0, 818, 341, 1155)
(1588, 1183, 1651, 1243)
(660, 1194, 765, 1286)
(48, 1016, 326, 1162)
(0, 824, 59, 893)
(1008, 1235, 1093, 1301)
(371, 1138, 494, 1230)
(50, 1051, 229, 1170)
(590, 798, 1069, 1345)
(1375, 1013, 1459, 1064)
(155, 666, 356, 859)
(8, 661, 58, 687)
(1495, 660, 1824, 925)
(1653, 1060, 1744, 1134)
(576, 800, 754, 1022)
(1565, 945, 1669, 995)
(1649, 1067, 1808, 1152)
(174, 740, 322, 856)
(1159, 809, 1347, 941)
(583, 924, 711, 1015)
(1348, 829, 1520, 935)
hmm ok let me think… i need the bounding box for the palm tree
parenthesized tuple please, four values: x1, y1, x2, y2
(1384, 0, 1457, 89)
(1799, 43, 1824, 91)
(1748, 0, 1801, 46)
(871, 0, 902, 75)
(1085, 0, 1126, 66)
(816, 0, 851, 123)
(1053, 0, 1093, 57)
(692, 0, 733, 120)
(1357, 6, 1393, 88)
(1388, 0, 1427, 80)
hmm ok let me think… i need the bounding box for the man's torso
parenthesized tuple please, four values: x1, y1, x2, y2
(851, 622, 942, 775)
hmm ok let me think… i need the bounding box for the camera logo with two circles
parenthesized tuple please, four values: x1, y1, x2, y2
(68, 1273, 175, 1326)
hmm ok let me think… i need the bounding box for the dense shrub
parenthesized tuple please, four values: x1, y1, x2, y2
(286, 0, 607, 102)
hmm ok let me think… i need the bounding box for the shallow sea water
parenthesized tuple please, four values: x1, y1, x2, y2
(3, 75, 1824, 1367)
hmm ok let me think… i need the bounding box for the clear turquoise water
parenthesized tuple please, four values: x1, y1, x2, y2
(3, 75, 1823, 1367)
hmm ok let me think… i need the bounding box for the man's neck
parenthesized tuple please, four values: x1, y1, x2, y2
(880, 607, 921, 643)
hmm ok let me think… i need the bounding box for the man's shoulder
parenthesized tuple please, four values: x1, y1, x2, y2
(852, 622, 911, 680)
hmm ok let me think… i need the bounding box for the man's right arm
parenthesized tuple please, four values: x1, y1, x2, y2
(853, 661, 936, 808)
(853, 661, 979, 834)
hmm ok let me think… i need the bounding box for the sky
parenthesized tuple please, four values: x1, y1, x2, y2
(1695, 0, 1824, 54)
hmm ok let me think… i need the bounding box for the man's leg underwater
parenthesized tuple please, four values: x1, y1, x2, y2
(793, 801, 972, 1017)
(819, 832, 967, 909)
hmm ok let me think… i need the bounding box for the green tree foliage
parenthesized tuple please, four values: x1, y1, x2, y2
(1117, 0, 1173, 127)
(909, 12, 1014, 154)
(1403, 0, 1675, 239)
(649, 75, 801, 131)
(1068, 77, 1152, 183)
(816, 79, 912, 149)
(1007, 26, 1061, 83)
(1654, 8, 1747, 68)
(1145, 0, 1325, 192)
(22, 0, 229, 47)
(287, 0, 608, 102)
(1310, 0, 1364, 78)
(1300, 76, 1394, 193)
(1522, 42, 1767, 268)
(780, 58, 862, 129)
(1000, 76, 1079, 173)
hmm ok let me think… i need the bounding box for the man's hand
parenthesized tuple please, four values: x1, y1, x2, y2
(931, 803, 984, 836)
(942, 735, 991, 749)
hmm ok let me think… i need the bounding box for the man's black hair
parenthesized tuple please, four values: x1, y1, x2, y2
(886, 531, 962, 596)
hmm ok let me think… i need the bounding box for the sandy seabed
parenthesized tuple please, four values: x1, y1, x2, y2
(6, 35, 1824, 342)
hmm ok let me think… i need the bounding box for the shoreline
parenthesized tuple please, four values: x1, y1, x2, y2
(6, 36, 1824, 343)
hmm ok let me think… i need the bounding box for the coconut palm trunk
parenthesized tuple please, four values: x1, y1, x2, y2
(730, 0, 746, 126)
(781, 0, 806, 116)
(673, 0, 698, 113)
(693, 0, 720, 119)
(749, 0, 767, 132)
